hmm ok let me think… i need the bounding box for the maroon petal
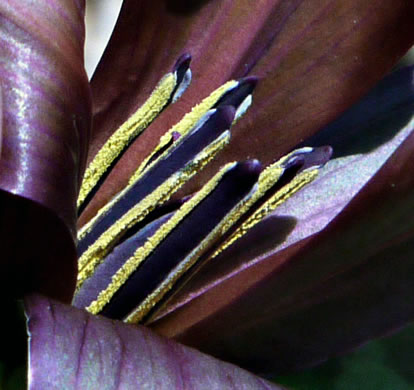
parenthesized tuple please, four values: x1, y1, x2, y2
(162, 129, 414, 376)
(149, 66, 414, 374)
(0, 1, 91, 301)
(25, 294, 283, 390)
(86, 0, 414, 216)
(152, 136, 414, 374)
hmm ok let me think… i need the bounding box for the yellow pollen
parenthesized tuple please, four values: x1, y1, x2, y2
(77, 72, 177, 208)
(131, 80, 238, 182)
(212, 168, 319, 258)
(86, 163, 236, 316)
(76, 132, 231, 290)
(74, 69, 325, 328)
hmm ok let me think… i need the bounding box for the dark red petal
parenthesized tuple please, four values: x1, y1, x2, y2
(0, 1, 91, 301)
(87, 0, 414, 217)
(26, 294, 283, 390)
(149, 66, 414, 374)
(152, 134, 414, 375)
(180, 129, 414, 374)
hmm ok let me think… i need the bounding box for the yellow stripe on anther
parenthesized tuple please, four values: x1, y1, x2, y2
(204, 149, 307, 242)
(78, 81, 240, 242)
(77, 72, 177, 208)
(86, 163, 236, 316)
(76, 132, 231, 290)
(212, 168, 319, 258)
(131, 80, 238, 182)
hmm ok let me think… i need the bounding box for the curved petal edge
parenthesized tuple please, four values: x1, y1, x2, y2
(0, 0, 91, 300)
(25, 294, 283, 390)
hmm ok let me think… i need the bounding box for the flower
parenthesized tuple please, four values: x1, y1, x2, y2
(1, 0, 414, 388)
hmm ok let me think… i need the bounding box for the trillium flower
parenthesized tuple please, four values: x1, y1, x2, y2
(1, 0, 414, 388)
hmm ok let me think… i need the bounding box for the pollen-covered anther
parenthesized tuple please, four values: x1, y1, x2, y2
(213, 76, 258, 122)
(76, 106, 236, 290)
(76, 160, 262, 322)
(77, 54, 192, 213)
(210, 146, 333, 257)
(133, 76, 258, 181)
(73, 63, 333, 327)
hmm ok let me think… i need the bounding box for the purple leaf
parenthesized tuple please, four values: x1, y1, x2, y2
(0, 0, 91, 301)
(26, 294, 283, 390)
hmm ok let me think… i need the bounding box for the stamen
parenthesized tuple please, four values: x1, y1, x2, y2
(77, 55, 192, 212)
(133, 77, 257, 180)
(76, 106, 235, 289)
(139, 148, 331, 322)
(77, 108, 233, 247)
(171, 53, 192, 103)
(214, 77, 256, 104)
(74, 59, 331, 329)
(211, 146, 333, 257)
(73, 212, 175, 310)
(84, 161, 261, 321)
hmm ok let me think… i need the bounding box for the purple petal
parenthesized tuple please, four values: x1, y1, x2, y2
(0, 1, 91, 300)
(26, 294, 282, 390)
(149, 65, 414, 374)
(170, 129, 414, 374)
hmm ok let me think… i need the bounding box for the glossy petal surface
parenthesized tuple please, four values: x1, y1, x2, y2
(26, 294, 282, 390)
(84, 0, 414, 220)
(0, 1, 91, 300)
(150, 65, 414, 374)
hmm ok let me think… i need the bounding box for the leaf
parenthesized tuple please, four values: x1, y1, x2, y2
(25, 294, 283, 390)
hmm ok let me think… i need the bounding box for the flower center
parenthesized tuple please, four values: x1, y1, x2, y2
(73, 54, 331, 324)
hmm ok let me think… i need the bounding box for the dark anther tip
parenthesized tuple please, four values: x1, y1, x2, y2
(303, 145, 333, 168)
(237, 159, 263, 178)
(173, 53, 192, 73)
(223, 160, 262, 194)
(238, 76, 259, 93)
(316, 145, 333, 162)
(215, 77, 258, 110)
(286, 145, 333, 172)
